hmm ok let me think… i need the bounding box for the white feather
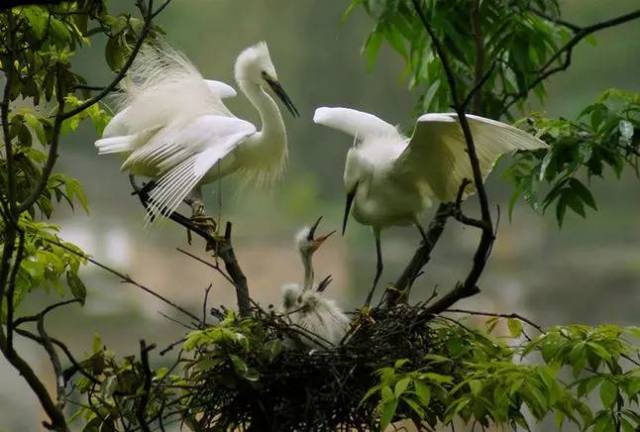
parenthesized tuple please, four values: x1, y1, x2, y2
(281, 285, 349, 347)
(140, 115, 255, 221)
(313, 107, 399, 141)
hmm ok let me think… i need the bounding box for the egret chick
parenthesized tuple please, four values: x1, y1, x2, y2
(313, 107, 548, 304)
(281, 218, 349, 347)
(95, 42, 298, 222)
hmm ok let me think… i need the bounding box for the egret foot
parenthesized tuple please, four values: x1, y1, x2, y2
(183, 196, 217, 244)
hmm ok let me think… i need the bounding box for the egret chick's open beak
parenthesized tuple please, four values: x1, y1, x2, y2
(263, 73, 299, 117)
(307, 216, 335, 252)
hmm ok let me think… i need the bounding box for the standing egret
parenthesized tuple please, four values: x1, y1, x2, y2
(95, 42, 299, 222)
(281, 218, 349, 346)
(313, 107, 548, 304)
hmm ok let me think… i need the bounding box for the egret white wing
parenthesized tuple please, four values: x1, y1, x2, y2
(313, 107, 399, 141)
(205, 80, 237, 99)
(99, 78, 236, 144)
(394, 113, 547, 202)
(142, 115, 256, 221)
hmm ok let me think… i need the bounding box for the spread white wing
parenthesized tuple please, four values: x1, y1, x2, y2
(313, 107, 399, 141)
(142, 115, 256, 221)
(96, 42, 239, 155)
(99, 78, 238, 146)
(393, 113, 547, 202)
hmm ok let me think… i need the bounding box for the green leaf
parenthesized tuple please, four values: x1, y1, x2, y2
(229, 354, 248, 377)
(394, 377, 410, 398)
(507, 318, 523, 338)
(569, 178, 597, 210)
(66, 271, 87, 305)
(414, 381, 431, 406)
(379, 399, 398, 432)
(600, 380, 618, 408)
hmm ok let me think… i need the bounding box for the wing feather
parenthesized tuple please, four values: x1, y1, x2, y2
(394, 113, 547, 202)
(313, 107, 399, 140)
(139, 115, 255, 222)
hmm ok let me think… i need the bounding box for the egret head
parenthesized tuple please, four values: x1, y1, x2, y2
(295, 216, 335, 259)
(234, 42, 299, 117)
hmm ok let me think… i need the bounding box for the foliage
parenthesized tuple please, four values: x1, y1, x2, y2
(349, 0, 565, 117)
(351, 0, 640, 227)
(0, 0, 639, 431)
(363, 319, 640, 432)
(507, 89, 640, 225)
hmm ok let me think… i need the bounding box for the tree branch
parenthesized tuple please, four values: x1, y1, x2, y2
(130, 176, 251, 316)
(40, 237, 202, 324)
(136, 340, 155, 432)
(17, 0, 156, 214)
(386, 203, 453, 306)
(502, 8, 640, 114)
(398, 0, 495, 313)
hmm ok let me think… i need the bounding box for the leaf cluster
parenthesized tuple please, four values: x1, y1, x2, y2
(506, 89, 640, 225)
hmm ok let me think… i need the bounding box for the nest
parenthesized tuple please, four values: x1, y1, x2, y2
(182, 303, 447, 432)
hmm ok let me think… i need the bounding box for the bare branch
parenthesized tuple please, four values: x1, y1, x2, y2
(502, 8, 640, 114)
(136, 340, 155, 432)
(444, 308, 544, 333)
(40, 237, 201, 323)
(131, 176, 251, 316)
(386, 203, 453, 306)
(389, 1, 496, 311)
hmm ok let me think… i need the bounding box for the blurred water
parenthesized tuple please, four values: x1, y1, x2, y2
(2, 0, 640, 430)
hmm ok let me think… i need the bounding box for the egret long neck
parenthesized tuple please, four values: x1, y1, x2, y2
(301, 252, 314, 291)
(238, 80, 286, 142)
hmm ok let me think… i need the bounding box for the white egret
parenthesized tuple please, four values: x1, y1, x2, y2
(313, 107, 548, 304)
(95, 42, 298, 222)
(281, 218, 349, 347)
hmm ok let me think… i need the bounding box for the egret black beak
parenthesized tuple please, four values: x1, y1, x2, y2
(317, 275, 333, 293)
(263, 74, 299, 117)
(342, 186, 357, 236)
(308, 216, 335, 251)
(308, 216, 323, 240)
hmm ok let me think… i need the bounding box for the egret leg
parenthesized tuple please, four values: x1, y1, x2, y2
(365, 228, 383, 305)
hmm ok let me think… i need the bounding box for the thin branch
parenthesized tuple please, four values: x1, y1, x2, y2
(1, 11, 17, 218)
(385, 203, 453, 306)
(502, 8, 640, 113)
(444, 308, 544, 333)
(470, 0, 485, 113)
(392, 0, 495, 312)
(528, 8, 581, 32)
(5, 229, 25, 351)
(40, 237, 201, 323)
(60, 0, 155, 121)
(176, 247, 234, 285)
(14, 299, 81, 327)
(37, 314, 66, 409)
(0, 330, 70, 431)
(130, 176, 251, 316)
(135, 340, 154, 432)
(17, 0, 156, 214)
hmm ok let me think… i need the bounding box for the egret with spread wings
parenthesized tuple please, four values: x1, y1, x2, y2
(95, 42, 298, 223)
(313, 107, 547, 304)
